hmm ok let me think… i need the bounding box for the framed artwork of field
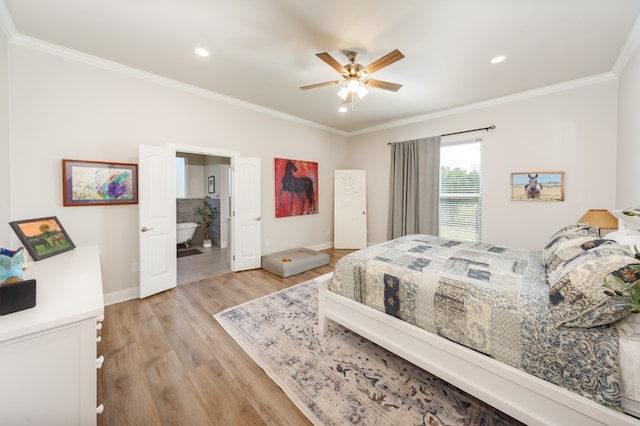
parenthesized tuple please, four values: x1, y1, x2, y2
(9, 216, 75, 261)
(511, 172, 565, 201)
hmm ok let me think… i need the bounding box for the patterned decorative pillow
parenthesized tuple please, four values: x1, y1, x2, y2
(549, 253, 639, 328)
(541, 223, 599, 267)
(547, 243, 635, 286)
(544, 237, 630, 277)
(549, 223, 599, 240)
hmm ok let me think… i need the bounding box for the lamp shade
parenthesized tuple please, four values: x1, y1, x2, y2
(337, 87, 349, 100)
(578, 209, 618, 236)
(347, 79, 360, 93)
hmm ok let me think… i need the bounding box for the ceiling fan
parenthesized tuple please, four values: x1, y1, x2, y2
(300, 49, 405, 104)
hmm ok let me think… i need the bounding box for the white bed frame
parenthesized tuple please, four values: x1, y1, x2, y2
(316, 272, 639, 426)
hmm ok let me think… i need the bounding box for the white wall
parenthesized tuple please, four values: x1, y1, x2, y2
(617, 40, 640, 208)
(346, 80, 619, 249)
(0, 27, 9, 246)
(5, 32, 636, 297)
(8, 44, 348, 295)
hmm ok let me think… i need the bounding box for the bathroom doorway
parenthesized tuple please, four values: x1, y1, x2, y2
(176, 151, 232, 285)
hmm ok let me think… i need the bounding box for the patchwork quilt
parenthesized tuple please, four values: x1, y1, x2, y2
(329, 234, 622, 410)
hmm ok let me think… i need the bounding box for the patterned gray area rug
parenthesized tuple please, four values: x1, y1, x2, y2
(214, 280, 523, 426)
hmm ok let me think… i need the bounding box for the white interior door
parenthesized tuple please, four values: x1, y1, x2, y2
(334, 169, 367, 249)
(231, 156, 261, 271)
(139, 144, 176, 298)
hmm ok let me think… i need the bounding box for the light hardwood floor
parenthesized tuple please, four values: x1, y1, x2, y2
(97, 248, 353, 426)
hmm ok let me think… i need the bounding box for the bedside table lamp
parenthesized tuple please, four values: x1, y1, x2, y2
(578, 209, 618, 237)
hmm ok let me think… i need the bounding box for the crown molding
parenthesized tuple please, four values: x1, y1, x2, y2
(5, 30, 621, 139)
(9, 34, 348, 137)
(613, 15, 640, 76)
(0, 0, 16, 38)
(349, 73, 618, 136)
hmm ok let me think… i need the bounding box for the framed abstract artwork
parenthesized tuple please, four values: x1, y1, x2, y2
(62, 159, 138, 206)
(511, 171, 565, 201)
(275, 158, 319, 217)
(9, 216, 75, 261)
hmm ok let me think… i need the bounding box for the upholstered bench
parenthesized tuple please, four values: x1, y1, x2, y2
(261, 247, 330, 277)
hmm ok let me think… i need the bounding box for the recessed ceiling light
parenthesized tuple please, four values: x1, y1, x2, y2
(195, 47, 209, 57)
(338, 106, 348, 113)
(491, 55, 506, 64)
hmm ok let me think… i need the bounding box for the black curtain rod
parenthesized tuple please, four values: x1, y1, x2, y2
(387, 125, 495, 145)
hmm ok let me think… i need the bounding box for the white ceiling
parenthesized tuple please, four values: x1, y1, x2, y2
(3, 0, 640, 134)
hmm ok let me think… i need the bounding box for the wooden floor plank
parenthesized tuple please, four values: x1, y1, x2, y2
(97, 248, 352, 425)
(152, 295, 217, 372)
(98, 343, 162, 426)
(144, 350, 214, 425)
(188, 357, 267, 426)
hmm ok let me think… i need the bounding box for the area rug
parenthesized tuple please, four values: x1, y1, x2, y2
(177, 248, 202, 258)
(214, 280, 523, 426)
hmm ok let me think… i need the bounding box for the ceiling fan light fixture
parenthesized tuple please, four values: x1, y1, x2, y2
(338, 105, 348, 113)
(337, 86, 349, 100)
(491, 55, 506, 64)
(357, 85, 368, 99)
(347, 79, 360, 93)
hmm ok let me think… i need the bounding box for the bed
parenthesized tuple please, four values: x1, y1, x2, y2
(317, 226, 640, 425)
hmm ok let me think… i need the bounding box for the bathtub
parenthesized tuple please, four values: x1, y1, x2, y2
(177, 222, 199, 244)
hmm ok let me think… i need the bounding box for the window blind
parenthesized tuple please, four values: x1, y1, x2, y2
(439, 140, 482, 242)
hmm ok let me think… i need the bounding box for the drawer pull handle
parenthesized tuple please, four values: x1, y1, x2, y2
(97, 314, 105, 322)
(96, 404, 104, 414)
(96, 322, 103, 330)
(96, 336, 102, 343)
(96, 355, 105, 369)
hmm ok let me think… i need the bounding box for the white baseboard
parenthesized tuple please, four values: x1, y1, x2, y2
(104, 240, 336, 305)
(307, 241, 333, 251)
(104, 286, 139, 306)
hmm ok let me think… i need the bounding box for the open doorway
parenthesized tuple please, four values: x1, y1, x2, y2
(176, 151, 231, 285)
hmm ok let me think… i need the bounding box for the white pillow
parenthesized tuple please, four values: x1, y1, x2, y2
(606, 231, 640, 254)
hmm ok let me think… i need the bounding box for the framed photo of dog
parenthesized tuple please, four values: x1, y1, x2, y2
(511, 171, 565, 201)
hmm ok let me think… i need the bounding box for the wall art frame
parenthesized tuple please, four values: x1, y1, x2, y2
(274, 158, 319, 217)
(208, 176, 215, 194)
(62, 159, 138, 206)
(511, 171, 565, 201)
(9, 216, 75, 261)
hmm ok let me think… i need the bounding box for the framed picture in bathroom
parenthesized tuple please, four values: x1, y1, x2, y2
(62, 159, 138, 206)
(208, 176, 215, 194)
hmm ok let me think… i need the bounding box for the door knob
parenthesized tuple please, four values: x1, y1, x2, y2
(140, 226, 154, 232)
(254, 217, 261, 221)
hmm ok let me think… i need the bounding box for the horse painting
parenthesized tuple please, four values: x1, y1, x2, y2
(524, 174, 543, 199)
(275, 158, 318, 217)
(51, 233, 66, 245)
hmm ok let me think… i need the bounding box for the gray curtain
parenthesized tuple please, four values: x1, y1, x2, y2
(387, 136, 441, 239)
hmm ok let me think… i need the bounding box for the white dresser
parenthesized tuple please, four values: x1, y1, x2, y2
(0, 245, 105, 425)
(610, 210, 640, 252)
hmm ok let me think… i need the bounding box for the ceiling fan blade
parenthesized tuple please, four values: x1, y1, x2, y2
(299, 80, 342, 90)
(361, 49, 405, 75)
(316, 52, 348, 74)
(362, 78, 403, 92)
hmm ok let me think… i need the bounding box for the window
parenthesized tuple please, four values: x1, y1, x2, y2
(439, 139, 482, 242)
(175, 156, 187, 198)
